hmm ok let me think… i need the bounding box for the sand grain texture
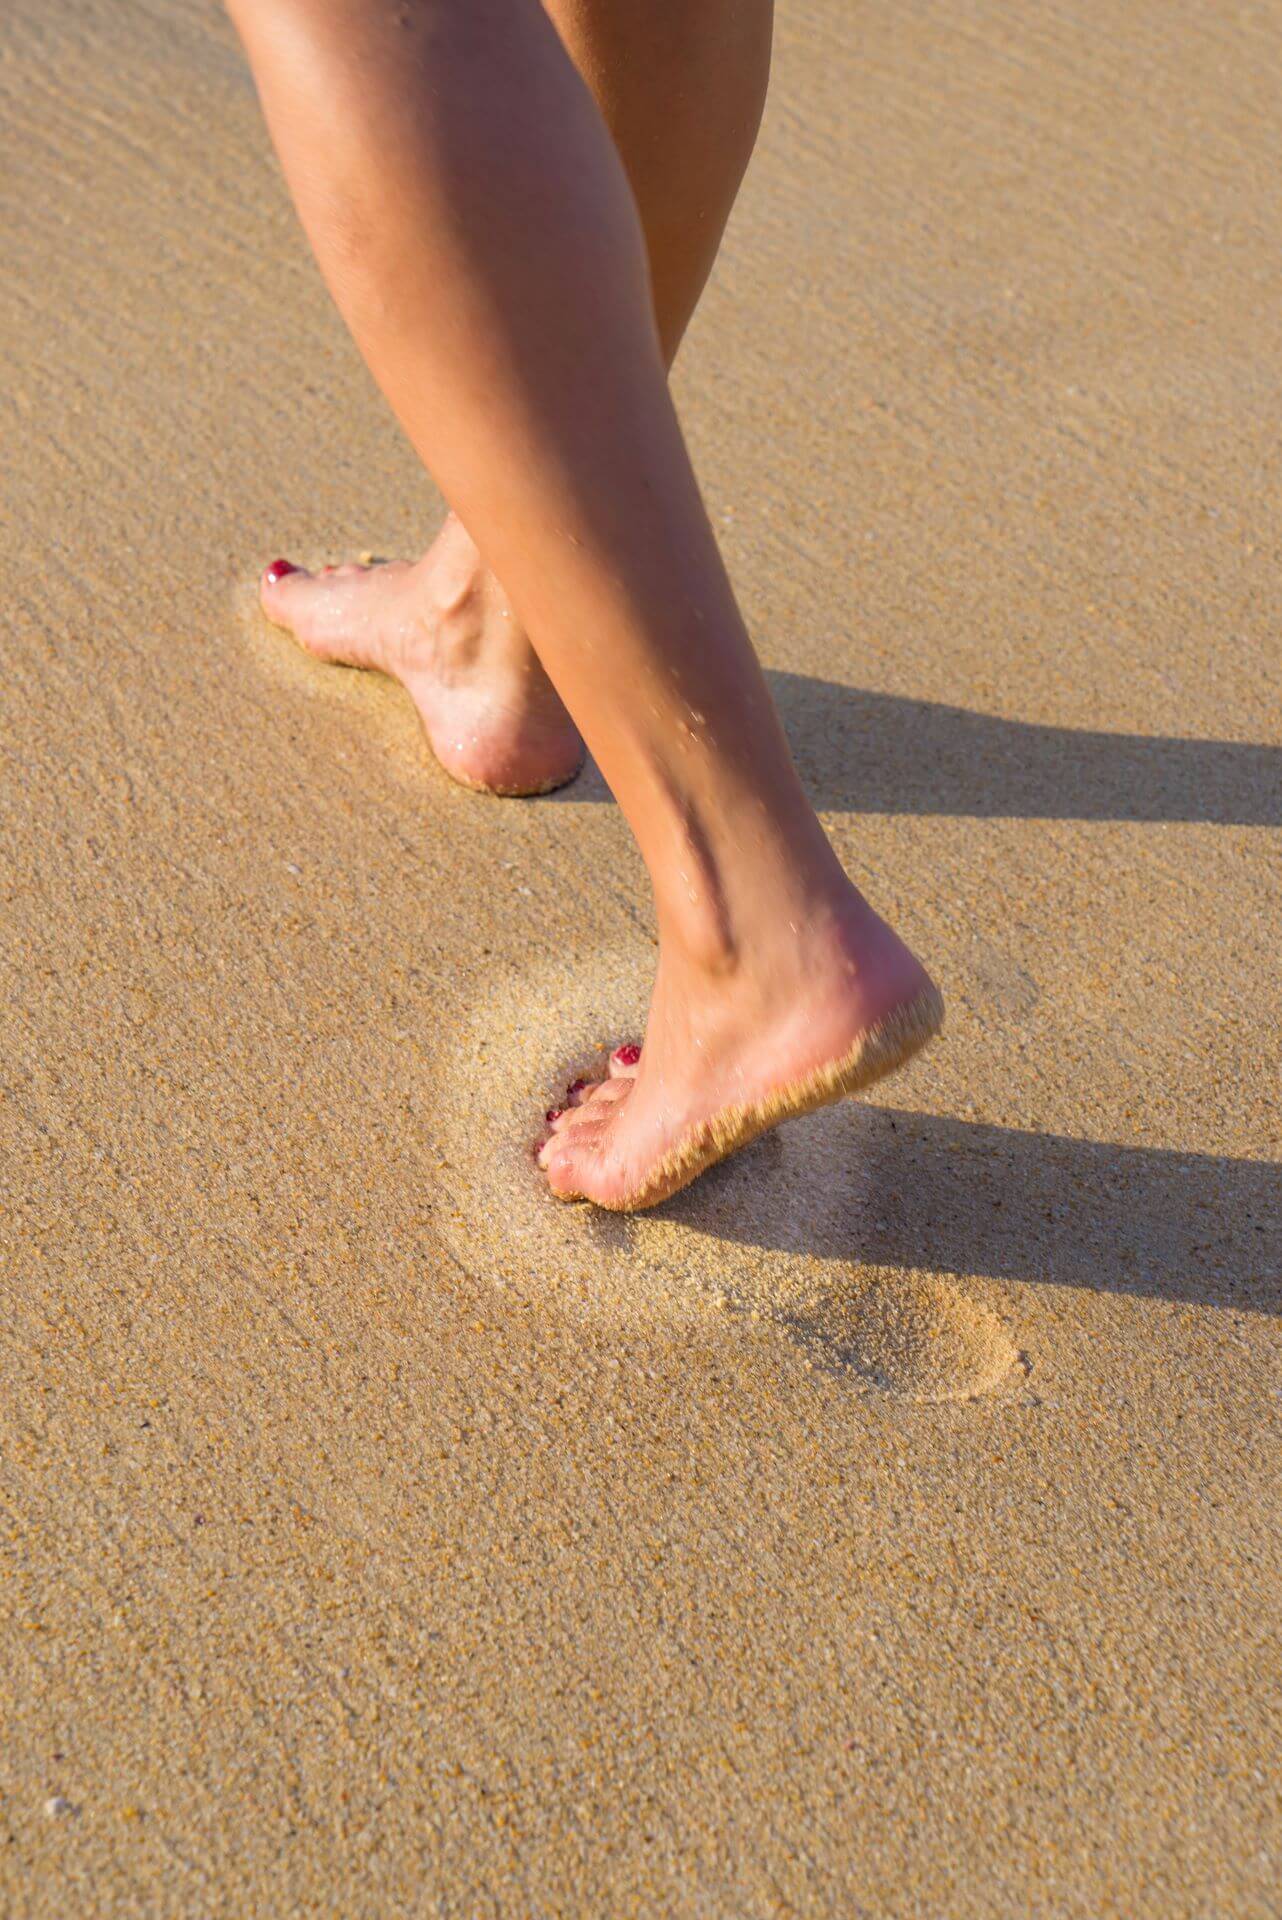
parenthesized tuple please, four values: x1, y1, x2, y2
(2, 0, 1280, 1914)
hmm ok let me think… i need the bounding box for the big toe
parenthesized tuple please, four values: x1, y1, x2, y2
(259, 559, 311, 629)
(541, 1123, 611, 1197)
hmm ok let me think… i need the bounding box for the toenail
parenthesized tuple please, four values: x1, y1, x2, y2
(532, 1136, 549, 1158)
(613, 1043, 641, 1066)
(545, 1107, 565, 1124)
(567, 1077, 590, 1097)
(265, 558, 297, 583)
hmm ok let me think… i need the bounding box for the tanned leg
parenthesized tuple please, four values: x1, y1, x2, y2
(260, 0, 772, 797)
(229, 0, 941, 1208)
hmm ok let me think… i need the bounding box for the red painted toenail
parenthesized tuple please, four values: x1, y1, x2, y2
(532, 1137, 549, 1157)
(567, 1078, 590, 1097)
(613, 1043, 641, 1066)
(545, 1107, 565, 1124)
(265, 558, 296, 583)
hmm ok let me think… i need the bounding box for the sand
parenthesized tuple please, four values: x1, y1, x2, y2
(2, 0, 1279, 1912)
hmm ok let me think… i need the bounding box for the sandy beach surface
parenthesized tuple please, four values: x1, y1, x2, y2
(3, 0, 1280, 1912)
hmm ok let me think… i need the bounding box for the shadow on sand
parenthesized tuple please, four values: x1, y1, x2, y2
(552, 672, 1277, 1327)
(554, 672, 1282, 824)
(658, 1106, 1281, 1317)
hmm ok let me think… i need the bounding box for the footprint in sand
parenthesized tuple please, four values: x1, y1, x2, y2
(797, 1268, 1018, 1401)
(429, 943, 1019, 1401)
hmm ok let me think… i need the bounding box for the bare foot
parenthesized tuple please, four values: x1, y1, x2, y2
(259, 514, 583, 796)
(537, 898, 943, 1210)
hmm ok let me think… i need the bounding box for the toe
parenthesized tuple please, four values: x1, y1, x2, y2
(537, 1083, 619, 1170)
(542, 1124, 609, 1197)
(608, 1042, 642, 1079)
(537, 1118, 598, 1172)
(583, 1078, 630, 1109)
(543, 1154, 581, 1198)
(260, 560, 311, 626)
(550, 1076, 627, 1134)
(560, 1090, 621, 1128)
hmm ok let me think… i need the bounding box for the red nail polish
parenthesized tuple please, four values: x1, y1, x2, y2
(545, 1107, 565, 1124)
(567, 1078, 589, 1098)
(613, 1043, 641, 1066)
(265, 558, 297, 583)
(532, 1136, 549, 1158)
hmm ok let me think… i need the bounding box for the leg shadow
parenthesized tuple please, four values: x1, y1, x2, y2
(550, 675, 1282, 824)
(773, 675, 1282, 823)
(662, 1106, 1281, 1316)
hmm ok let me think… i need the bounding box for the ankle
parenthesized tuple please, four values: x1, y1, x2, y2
(406, 514, 542, 693)
(417, 513, 490, 623)
(649, 792, 860, 983)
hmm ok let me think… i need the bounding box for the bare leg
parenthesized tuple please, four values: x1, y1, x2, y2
(229, 0, 941, 1208)
(260, 0, 771, 796)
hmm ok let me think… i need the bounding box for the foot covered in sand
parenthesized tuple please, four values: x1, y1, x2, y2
(259, 513, 583, 797)
(537, 903, 943, 1211)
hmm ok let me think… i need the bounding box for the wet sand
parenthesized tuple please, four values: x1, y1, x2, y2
(3, 0, 1279, 1912)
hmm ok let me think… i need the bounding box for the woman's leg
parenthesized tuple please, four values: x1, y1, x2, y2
(229, 0, 941, 1209)
(260, 0, 771, 797)
(545, 0, 772, 363)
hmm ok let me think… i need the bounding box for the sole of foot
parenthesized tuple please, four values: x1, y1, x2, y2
(258, 548, 584, 799)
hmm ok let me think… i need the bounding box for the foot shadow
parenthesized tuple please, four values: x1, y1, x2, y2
(551, 674, 1282, 824)
(662, 1106, 1281, 1317)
